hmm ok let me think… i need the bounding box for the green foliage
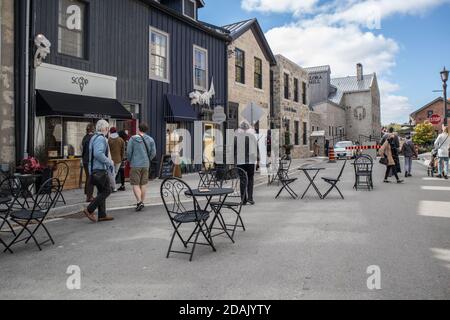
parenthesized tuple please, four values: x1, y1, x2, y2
(413, 122, 435, 146)
(387, 123, 402, 133)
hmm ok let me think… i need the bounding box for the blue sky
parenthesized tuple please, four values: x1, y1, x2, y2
(200, 0, 450, 125)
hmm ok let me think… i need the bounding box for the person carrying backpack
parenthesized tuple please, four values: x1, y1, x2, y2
(127, 123, 156, 211)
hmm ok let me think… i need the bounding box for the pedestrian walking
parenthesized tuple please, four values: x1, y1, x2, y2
(325, 140, 330, 157)
(81, 123, 95, 203)
(313, 140, 320, 157)
(108, 127, 125, 192)
(84, 120, 115, 223)
(433, 126, 450, 179)
(127, 123, 156, 212)
(401, 135, 417, 177)
(379, 134, 404, 184)
(116, 130, 129, 191)
(235, 121, 257, 205)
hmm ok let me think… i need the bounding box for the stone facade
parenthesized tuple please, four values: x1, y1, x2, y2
(227, 28, 271, 130)
(307, 64, 381, 144)
(0, 0, 15, 165)
(271, 55, 311, 159)
(313, 101, 346, 141)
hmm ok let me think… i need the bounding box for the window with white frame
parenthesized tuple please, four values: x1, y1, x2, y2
(58, 0, 87, 58)
(194, 45, 208, 91)
(150, 27, 169, 82)
(183, 0, 197, 20)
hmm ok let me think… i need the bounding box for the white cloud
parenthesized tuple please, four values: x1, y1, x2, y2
(241, 0, 319, 16)
(378, 80, 414, 124)
(265, 24, 399, 77)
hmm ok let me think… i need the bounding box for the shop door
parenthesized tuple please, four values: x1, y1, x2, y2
(204, 123, 215, 167)
(227, 102, 239, 130)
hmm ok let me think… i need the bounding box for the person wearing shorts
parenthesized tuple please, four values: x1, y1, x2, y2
(127, 123, 156, 211)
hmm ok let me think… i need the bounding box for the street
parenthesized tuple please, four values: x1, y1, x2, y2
(0, 160, 449, 300)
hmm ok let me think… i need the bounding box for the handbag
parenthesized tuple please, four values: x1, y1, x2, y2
(379, 157, 388, 165)
(140, 134, 153, 178)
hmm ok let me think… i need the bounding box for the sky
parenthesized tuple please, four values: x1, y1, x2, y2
(200, 0, 450, 125)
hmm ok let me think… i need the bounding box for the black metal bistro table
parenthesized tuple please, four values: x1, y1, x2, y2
(298, 167, 326, 199)
(186, 188, 235, 244)
(13, 174, 43, 209)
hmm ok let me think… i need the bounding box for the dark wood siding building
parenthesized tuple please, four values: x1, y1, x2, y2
(17, 0, 229, 174)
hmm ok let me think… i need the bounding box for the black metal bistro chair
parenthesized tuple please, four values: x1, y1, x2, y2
(0, 177, 20, 236)
(53, 162, 69, 207)
(275, 157, 298, 199)
(3, 178, 60, 253)
(160, 178, 215, 262)
(353, 155, 374, 191)
(210, 167, 248, 240)
(321, 160, 347, 200)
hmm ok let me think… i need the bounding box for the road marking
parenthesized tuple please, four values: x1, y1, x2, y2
(418, 201, 450, 218)
(421, 186, 450, 191)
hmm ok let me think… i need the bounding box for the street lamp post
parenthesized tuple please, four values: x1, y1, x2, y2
(441, 67, 449, 126)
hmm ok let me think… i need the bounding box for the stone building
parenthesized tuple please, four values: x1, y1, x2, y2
(410, 97, 450, 134)
(306, 63, 381, 144)
(0, 0, 15, 166)
(271, 55, 311, 159)
(223, 19, 276, 131)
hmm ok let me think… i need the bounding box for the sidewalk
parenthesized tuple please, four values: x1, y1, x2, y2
(48, 157, 326, 219)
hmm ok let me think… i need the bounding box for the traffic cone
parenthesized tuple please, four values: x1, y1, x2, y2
(328, 146, 336, 163)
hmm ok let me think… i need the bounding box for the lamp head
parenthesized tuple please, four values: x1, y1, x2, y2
(441, 67, 449, 83)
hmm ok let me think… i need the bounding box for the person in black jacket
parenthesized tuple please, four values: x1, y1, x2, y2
(234, 121, 258, 205)
(81, 123, 95, 202)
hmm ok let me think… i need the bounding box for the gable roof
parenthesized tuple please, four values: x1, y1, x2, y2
(304, 65, 331, 74)
(329, 74, 375, 105)
(410, 97, 450, 117)
(222, 19, 277, 66)
(141, 0, 229, 41)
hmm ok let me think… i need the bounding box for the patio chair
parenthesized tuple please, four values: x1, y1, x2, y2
(322, 160, 347, 200)
(275, 157, 298, 199)
(353, 155, 374, 191)
(53, 162, 69, 207)
(0, 177, 20, 236)
(3, 178, 60, 253)
(160, 177, 215, 262)
(210, 167, 248, 240)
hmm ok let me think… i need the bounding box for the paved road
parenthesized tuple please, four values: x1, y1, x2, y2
(0, 160, 449, 300)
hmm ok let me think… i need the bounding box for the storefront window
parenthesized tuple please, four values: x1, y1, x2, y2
(46, 117, 95, 159)
(46, 118, 63, 158)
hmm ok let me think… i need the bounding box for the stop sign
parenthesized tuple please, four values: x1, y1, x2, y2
(430, 114, 442, 125)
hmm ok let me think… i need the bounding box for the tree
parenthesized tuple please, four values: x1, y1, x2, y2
(413, 122, 435, 146)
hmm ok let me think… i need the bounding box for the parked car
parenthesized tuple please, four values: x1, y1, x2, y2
(334, 141, 355, 159)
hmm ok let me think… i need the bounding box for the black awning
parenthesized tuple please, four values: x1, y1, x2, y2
(36, 90, 133, 119)
(165, 94, 199, 122)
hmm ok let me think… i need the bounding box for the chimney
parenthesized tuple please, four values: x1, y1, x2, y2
(357, 63, 364, 81)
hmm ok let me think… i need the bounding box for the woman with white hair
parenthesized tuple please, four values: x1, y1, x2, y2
(84, 119, 116, 223)
(235, 121, 257, 205)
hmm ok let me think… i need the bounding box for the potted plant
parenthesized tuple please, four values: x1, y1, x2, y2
(283, 131, 293, 159)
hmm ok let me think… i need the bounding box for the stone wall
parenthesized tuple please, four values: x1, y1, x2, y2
(312, 101, 346, 141)
(0, 0, 15, 165)
(228, 28, 271, 130)
(271, 55, 310, 159)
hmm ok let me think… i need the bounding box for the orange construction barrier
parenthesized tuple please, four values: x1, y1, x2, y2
(328, 146, 337, 163)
